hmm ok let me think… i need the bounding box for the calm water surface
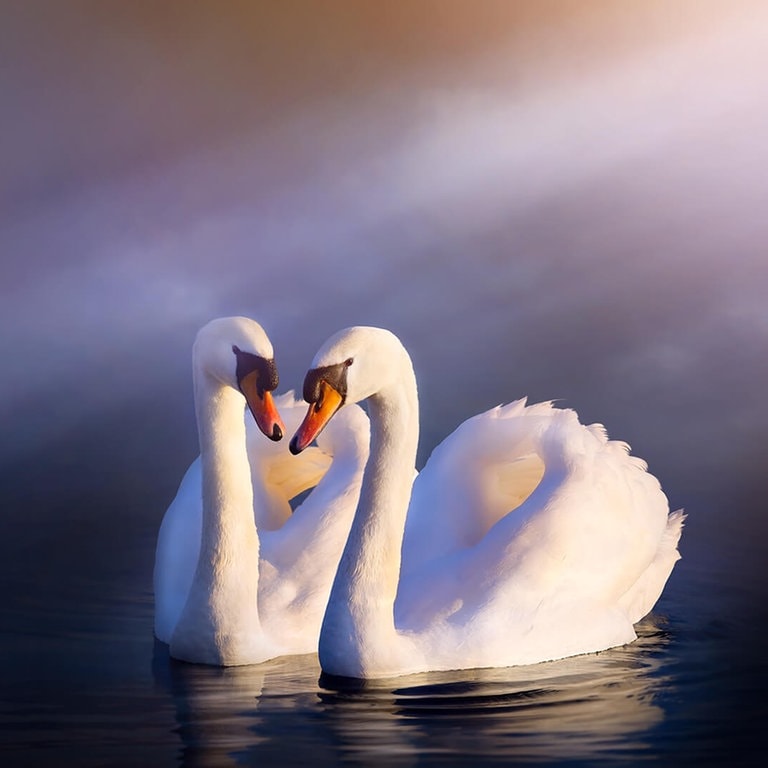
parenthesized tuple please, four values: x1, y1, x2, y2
(1, 490, 763, 767)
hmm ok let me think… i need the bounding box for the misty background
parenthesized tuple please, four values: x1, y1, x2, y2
(1, 0, 767, 686)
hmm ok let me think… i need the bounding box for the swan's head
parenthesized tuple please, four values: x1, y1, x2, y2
(289, 326, 404, 454)
(194, 316, 286, 441)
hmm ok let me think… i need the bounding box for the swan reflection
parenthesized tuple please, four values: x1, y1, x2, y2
(154, 645, 328, 766)
(155, 615, 671, 766)
(316, 616, 671, 764)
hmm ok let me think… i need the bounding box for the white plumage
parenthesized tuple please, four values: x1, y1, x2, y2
(153, 317, 369, 665)
(290, 326, 684, 679)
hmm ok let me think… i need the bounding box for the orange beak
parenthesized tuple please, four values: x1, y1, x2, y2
(239, 369, 286, 441)
(289, 380, 345, 454)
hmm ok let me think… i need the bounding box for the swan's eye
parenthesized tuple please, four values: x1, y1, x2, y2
(345, 358, 353, 367)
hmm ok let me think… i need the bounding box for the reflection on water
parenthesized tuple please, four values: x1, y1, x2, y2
(320, 621, 668, 765)
(153, 647, 319, 767)
(154, 651, 268, 767)
(154, 617, 670, 766)
(6, 525, 758, 766)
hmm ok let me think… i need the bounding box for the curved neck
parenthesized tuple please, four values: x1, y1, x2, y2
(320, 356, 419, 676)
(195, 371, 259, 567)
(174, 365, 264, 655)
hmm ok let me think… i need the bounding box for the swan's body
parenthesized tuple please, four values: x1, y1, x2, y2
(290, 326, 684, 679)
(153, 317, 369, 665)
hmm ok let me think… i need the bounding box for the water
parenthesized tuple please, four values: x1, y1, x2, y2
(2, 2, 768, 765)
(1, 412, 764, 766)
(2, 565, 763, 766)
(0, 579, 739, 767)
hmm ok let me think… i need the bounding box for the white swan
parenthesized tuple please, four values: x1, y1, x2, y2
(289, 326, 685, 679)
(153, 317, 369, 666)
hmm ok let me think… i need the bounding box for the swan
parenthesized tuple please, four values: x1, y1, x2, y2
(153, 317, 369, 666)
(289, 326, 685, 679)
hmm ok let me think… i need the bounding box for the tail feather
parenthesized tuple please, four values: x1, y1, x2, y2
(619, 509, 686, 623)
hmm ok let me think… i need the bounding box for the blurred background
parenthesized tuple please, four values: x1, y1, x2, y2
(1, 0, 767, 761)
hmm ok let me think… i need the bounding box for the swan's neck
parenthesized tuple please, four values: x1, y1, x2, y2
(320, 362, 419, 676)
(170, 368, 264, 663)
(195, 373, 260, 571)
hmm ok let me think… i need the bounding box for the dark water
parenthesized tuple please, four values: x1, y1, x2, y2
(2, 2, 768, 766)
(1, 405, 765, 766)
(1, 549, 764, 766)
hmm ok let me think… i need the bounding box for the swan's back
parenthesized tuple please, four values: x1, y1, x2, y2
(403, 399, 553, 568)
(398, 398, 684, 663)
(257, 400, 370, 644)
(259, 399, 370, 566)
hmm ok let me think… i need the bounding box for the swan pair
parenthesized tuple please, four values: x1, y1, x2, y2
(155, 318, 684, 678)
